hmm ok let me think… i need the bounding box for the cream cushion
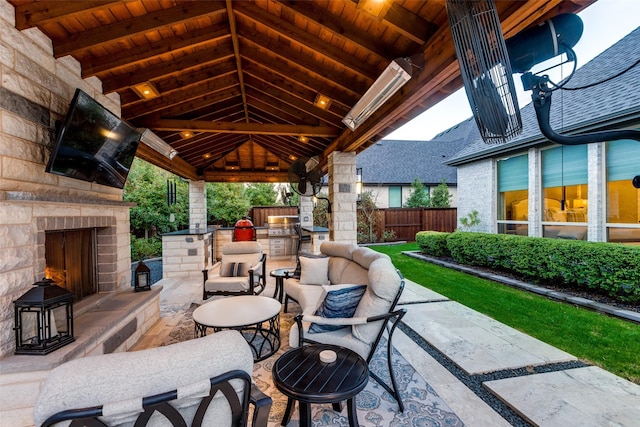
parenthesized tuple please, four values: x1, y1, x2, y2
(299, 256, 330, 286)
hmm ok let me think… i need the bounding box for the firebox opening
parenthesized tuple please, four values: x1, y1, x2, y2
(45, 229, 98, 302)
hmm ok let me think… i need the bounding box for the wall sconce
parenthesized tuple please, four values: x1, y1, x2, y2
(356, 167, 363, 202)
(132, 81, 160, 99)
(343, 57, 413, 130)
(14, 278, 74, 355)
(134, 260, 151, 292)
(139, 128, 178, 160)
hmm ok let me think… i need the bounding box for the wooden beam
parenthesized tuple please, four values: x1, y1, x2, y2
(53, 1, 226, 58)
(275, 0, 395, 61)
(382, 3, 437, 44)
(14, 0, 122, 30)
(143, 119, 340, 137)
(102, 44, 235, 93)
(233, 2, 376, 80)
(82, 27, 230, 77)
(202, 170, 289, 183)
(135, 143, 199, 181)
(133, 88, 242, 124)
(239, 42, 361, 104)
(123, 74, 239, 119)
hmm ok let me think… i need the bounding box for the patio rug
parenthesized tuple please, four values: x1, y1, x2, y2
(164, 305, 464, 427)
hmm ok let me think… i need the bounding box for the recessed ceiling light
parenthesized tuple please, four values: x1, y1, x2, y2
(180, 130, 194, 139)
(298, 135, 309, 143)
(314, 94, 332, 110)
(131, 82, 160, 99)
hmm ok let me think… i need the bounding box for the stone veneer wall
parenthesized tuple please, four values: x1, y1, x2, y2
(0, 0, 135, 357)
(328, 151, 357, 244)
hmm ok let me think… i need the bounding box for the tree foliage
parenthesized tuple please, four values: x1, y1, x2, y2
(357, 191, 378, 243)
(431, 179, 453, 207)
(244, 183, 277, 206)
(123, 158, 189, 237)
(313, 192, 330, 227)
(206, 183, 251, 226)
(404, 177, 430, 207)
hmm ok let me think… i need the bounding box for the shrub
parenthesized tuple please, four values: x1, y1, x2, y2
(131, 236, 162, 262)
(416, 231, 451, 257)
(445, 232, 640, 302)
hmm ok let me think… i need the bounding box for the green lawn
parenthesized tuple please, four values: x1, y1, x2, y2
(372, 242, 640, 384)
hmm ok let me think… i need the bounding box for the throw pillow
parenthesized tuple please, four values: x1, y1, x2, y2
(293, 252, 327, 279)
(219, 262, 249, 277)
(309, 285, 367, 333)
(299, 256, 330, 286)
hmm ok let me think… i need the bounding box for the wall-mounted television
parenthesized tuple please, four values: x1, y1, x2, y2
(45, 89, 141, 189)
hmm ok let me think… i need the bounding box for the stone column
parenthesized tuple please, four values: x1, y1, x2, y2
(328, 151, 357, 244)
(299, 196, 314, 228)
(189, 180, 207, 232)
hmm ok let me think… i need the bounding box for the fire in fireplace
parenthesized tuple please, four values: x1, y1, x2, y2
(45, 229, 98, 302)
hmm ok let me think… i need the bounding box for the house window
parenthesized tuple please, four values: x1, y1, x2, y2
(388, 186, 402, 208)
(606, 139, 640, 244)
(497, 154, 528, 235)
(541, 145, 588, 240)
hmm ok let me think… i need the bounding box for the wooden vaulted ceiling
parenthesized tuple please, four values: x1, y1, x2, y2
(10, 0, 595, 182)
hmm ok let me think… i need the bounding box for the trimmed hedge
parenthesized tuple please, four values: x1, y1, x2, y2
(416, 231, 450, 257)
(416, 231, 640, 302)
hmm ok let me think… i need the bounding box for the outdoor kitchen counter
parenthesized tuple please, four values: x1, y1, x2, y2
(301, 226, 329, 254)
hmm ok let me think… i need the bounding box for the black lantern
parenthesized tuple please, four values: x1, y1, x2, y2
(14, 278, 74, 355)
(134, 260, 151, 292)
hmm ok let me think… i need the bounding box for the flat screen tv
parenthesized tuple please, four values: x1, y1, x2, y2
(45, 89, 141, 189)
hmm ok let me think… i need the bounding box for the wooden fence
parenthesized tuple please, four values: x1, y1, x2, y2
(249, 206, 457, 242)
(373, 208, 457, 241)
(249, 206, 298, 226)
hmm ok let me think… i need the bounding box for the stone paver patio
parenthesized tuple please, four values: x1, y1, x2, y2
(134, 259, 640, 427)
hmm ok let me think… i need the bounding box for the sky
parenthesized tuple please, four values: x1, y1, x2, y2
(385, 0, 640, 141)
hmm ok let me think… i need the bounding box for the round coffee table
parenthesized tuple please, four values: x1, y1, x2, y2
(269, 267, 294, 303)
(272, 344, 369, 427)
(193, 295, 281, 361)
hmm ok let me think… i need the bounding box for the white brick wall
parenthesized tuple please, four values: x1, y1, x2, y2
(456, 159, 495, 232)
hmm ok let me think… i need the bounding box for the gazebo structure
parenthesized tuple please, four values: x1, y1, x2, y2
(1, 1, 609, 424)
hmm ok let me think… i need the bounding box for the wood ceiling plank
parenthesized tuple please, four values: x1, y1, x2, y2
(245, 90, 324, 127)
(233, 1, 376, 80)
(53, 1, 226, 57)
(202, 170, 288, 183)
(136, 88, 242, 123)
(120, 60, 238, 106)
(124, 74, 239, 119)
(83, 26, 230, 77)
(275, 0, 396, 62)
(239, 37, 363, 101)
(243, 74, 344, 122)
(14, 0, 123, 30)
(101, 43, 235, 93)
(226, 0, 250, 124)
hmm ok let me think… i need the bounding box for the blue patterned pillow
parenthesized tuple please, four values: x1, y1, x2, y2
(309, 285, 367, 333)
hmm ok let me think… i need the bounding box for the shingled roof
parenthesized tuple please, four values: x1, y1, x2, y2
(357, 118, 478, 185)
(447, 26, 640, 166)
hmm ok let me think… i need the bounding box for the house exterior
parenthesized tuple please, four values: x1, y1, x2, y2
(447, 27, 640, 244)
(340, 120, 478, 208)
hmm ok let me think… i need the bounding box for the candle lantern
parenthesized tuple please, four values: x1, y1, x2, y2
(134, 260, 151, 292)
(14, 278, 74, 355)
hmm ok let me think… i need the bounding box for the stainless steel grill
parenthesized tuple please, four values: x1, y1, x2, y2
(267, 215, 299, 257)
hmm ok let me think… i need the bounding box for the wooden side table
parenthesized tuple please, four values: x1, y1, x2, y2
(272, 344, 369, 427)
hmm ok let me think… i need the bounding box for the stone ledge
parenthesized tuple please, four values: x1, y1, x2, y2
(0, 286, 161, 375)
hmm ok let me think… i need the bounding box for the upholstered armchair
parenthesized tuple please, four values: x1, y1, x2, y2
(290, 260, 406, 411)
(202, 241, 266, 300)
(34, 330, 272, 427)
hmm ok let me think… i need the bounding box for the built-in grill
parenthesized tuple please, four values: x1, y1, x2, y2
(267, 215, 299, 257)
